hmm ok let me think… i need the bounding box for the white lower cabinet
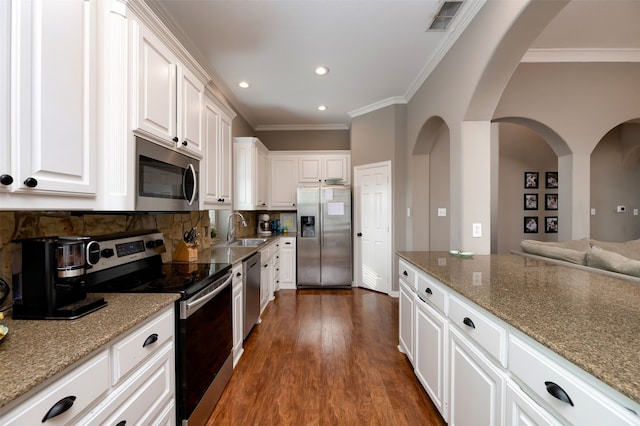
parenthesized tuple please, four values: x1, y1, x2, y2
(414, 295, 448, 421)
(232, 262, 244, 367)
(449, 325, 505, 426)
(398, 279, 414, 363)
(0, 306, 175, 425)
(506, 381, 562, 426)
(279, 237, 297, 289)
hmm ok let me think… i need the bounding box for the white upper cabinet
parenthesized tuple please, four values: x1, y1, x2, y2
(134, 20, 204, 159)
(298, 153, 350, 184)
(269, 155, 298, 209)
(0, 0, 10, 193)
(1, 0, 97, 208)
(202, 95, 234, 209)
(234, 137, 268, 210)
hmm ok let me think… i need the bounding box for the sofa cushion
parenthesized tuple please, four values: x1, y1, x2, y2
(589, 239, 640, 261)
(520, 239, 589, 265)
(586, 246, 640, 277)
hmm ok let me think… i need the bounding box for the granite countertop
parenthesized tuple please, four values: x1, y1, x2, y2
(397, 251, 640, 405)
(202, 233, 294, 265)
(0, 292, 179, 411)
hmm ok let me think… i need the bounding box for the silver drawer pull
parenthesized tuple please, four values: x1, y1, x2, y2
(545, 381, 574, 406)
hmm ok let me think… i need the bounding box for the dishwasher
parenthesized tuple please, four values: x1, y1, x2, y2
(243, 252, 261, 339)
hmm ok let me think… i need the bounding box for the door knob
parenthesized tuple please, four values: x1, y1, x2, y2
(0, 174, 13, 185)
(357, 232, 363, 237)
(24, 177, 38, 188)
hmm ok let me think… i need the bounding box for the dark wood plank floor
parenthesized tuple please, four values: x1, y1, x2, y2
(206, 288, 446, 426)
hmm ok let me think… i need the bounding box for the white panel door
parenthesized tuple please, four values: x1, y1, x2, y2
(354, 161, 391, 294)
(137, 23, 176, 145)
(202, 99, 221, 203)
(269, 156, 298, 208)
(12, 0, 96, 195)
(218, 112, 233, 203)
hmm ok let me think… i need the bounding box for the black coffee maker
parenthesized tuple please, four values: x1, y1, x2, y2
(12, 237, 107, 320)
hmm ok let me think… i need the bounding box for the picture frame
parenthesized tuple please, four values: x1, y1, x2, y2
(545, 216, 558, 233)
(546, 171, 558, 189)
(524, 172, 539, 189)
(545, 193, 558, 210)
(524, 193, 538, 210)
(524, 216, 539, 233)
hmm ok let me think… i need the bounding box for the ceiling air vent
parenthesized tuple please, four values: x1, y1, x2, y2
(428, 1, 463, 31)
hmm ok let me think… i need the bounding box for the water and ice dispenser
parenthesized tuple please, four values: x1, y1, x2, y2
(301, 216, 315, 237)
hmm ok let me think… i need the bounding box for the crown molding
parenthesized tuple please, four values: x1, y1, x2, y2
(255, 124, 350, 131)
(348, 97, 407, 119)
(522, 48, 640, 63)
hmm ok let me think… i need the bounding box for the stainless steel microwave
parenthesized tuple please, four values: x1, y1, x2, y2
(136, 137, 199, 211)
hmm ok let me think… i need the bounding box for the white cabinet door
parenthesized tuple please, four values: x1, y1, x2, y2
(323, 155, 350, 183)
(232, 263, 244, 367)
(11, 0, 96, 196)
(136, 22, 177, 146)
(177, 65, 204, 158)
(279, 238, 296, 289)
(449, 326, 505, 426)
(506, 381, 562, 426)
(0, 0, 10, 192)
(269, 156, 298, 209)
(202, 99, 233, 208)
(414, 295, 448, 421)
(218, 112, 233, 203)
(234, 137, 268, 210)
(256, 144, 269, 208)
(398, 279, 414, 364)
(298, 156, 322, 183)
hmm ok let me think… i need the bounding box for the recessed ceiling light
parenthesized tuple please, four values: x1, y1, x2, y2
(317, 105, 327, 111)
(238, 81, 250, 88)
(315, 66, 329, 76)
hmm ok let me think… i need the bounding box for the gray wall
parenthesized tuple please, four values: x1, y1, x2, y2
(351, 104, 407, 291)
(255, 130, 349, 151)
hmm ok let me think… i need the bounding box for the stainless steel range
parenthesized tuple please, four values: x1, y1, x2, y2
(85, 230, 233, 425)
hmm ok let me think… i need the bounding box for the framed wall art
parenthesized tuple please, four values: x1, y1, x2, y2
(524, 193, 538, 210)
(545, 193, 558, 210)
(524, 172, 539, 189)
(546, 171, 558, 189)
(545, 216, 558, 233)
(524, 216, 539, 233)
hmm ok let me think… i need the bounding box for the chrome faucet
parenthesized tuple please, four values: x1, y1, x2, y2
(227, 212, 247, 242)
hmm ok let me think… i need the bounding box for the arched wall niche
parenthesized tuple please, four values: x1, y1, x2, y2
(410, 116, 451, 250)
(591, 120, 640, 241)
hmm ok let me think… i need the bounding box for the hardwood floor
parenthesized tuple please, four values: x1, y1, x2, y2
(206, 288, 446, 426)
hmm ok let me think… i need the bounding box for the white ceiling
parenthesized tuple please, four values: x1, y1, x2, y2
(150, 0, 640, 131)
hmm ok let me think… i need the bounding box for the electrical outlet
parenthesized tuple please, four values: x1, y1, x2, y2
(634, 209, 638, 216)
(472, 223, 482, 238)
(438, 208, 446, 217)
(591, 208, 596, 216)
(617, 206, 626, 213)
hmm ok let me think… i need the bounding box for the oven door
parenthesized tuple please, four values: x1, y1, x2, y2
(176, 272, 233, 425)
(136, 137, 199, 212)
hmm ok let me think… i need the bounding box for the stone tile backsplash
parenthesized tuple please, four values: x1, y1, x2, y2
(0, 210, 218, 289)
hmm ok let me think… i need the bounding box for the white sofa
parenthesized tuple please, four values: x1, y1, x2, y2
(515, 238, 640, 283)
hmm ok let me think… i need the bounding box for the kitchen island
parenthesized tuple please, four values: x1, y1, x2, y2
(398, 251, 640, 423)
(0, 292, 179, 412)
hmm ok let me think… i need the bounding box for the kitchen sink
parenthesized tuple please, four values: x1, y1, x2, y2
(217, 238, 268, 247)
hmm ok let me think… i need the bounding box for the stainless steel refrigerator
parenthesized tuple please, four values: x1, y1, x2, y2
(297, 185, 352, 287)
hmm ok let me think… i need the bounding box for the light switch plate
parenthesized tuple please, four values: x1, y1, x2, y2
(438, 208, 446, 217)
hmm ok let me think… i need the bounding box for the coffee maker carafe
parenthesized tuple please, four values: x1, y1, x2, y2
(257, 214, 272, 235)
(12, 237, 106, 320)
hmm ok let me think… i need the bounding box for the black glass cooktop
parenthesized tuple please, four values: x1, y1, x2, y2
(90, 260, 232, 299)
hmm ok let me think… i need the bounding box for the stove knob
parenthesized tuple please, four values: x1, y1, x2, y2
(146, 240, 156, 249)
(86, 241, 101, 265)
(155, 239, 164, 247)
(101, 248, 115, 258)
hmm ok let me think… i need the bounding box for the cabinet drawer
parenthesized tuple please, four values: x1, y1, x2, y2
(82, 343, 174, 425)
(399, 259, 417, 291)
(111, 307, 175, 385)
(448, 295, 507, 367)
(416, 272, 447, 313)
(3, 350, 109, 425)
(509, 335, 639, 426)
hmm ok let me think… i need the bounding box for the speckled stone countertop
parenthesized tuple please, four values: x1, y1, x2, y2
(397, 251, 640, 405)
(0, 292, 179, 411)
(201, 233, 294, 265)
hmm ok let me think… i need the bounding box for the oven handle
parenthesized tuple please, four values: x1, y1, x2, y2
(183, 273, 232, 317)
(183, 163, 197, 206)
